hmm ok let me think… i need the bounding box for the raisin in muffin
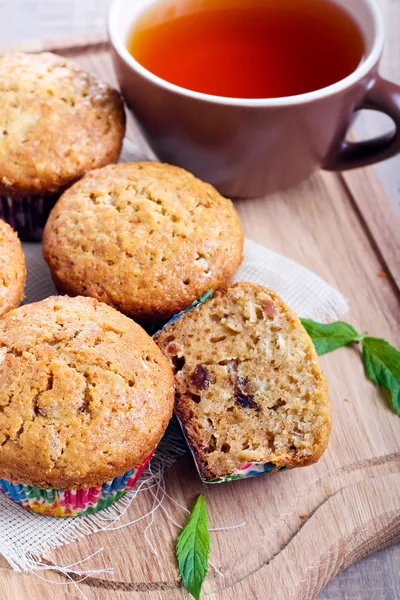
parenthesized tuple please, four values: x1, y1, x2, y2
(155, 282, 331, 482)
(0, 52, 126, 240)
(0, 219, 26, 317)
(43, 162, 244, 323)
(0, 296, 174, 515)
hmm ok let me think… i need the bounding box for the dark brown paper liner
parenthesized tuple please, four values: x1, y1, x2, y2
(0, 193, 60, 241)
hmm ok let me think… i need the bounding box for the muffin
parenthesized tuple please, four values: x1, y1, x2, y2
(43, 162, 244, 323)
(0, 219, 26, 317)
(155, 282, 331, 483)
(0, 52, 126, 241)
(0, 296, 174, 516)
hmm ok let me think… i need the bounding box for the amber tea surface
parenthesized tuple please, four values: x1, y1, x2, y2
(128, 0, 365, 99)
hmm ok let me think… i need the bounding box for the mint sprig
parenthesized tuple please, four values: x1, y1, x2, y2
(301, 319, 400, 416)
(362, 337, 400, 415)
(177, 495, 210, 600)
(300, 319, 363, 355)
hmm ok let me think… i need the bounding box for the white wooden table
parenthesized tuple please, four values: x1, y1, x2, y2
(0, 2, 399, 599)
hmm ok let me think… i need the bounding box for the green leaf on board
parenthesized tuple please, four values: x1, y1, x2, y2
(362, 337, 400, 416)
(177, 495, 211, 600)
(300, 319, 363, 355)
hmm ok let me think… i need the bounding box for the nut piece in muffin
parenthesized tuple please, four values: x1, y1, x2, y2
(0, 219, 26, 317)
(155, 282, 331, 482)
(0, 296, 174, 490)
(43, 162, 244, 322)
(0, 52, 126, 240)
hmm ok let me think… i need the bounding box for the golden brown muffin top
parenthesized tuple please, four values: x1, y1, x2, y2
(0, 219, 26, 317)
(0, 295, 174, 488)
(155, 282, 331, 480)
(43, 162, 244, 321)
(0, 52, 125, 197)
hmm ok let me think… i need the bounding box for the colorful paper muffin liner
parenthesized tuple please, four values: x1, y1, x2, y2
(205, 462, 287, 484)
(158, 290, 288, 484)
(0, 454, 152, 517)
(0, 193, 60, 242)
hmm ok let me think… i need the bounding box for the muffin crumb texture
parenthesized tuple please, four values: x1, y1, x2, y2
(0, 219, 26, 317)
(155, 282, 331, 480)
(43, 162, 244, 321)
(0, 296, 174, 488)
(0, 52, 125, 197)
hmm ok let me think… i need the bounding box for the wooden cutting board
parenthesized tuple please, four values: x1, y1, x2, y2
(0, 37, 399, 600)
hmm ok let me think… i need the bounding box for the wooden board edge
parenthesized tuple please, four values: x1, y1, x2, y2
(292, 474, 400, 600)
(340, 168, 400, 294)
(4, 460, 397, 600)
(207, 473, 400, 600)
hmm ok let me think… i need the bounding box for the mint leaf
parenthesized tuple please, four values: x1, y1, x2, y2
(300, 319, 400, 416)
(177, 495, 210, 600)
(301, 319, 362, 355)
(362, 337, 400, 416)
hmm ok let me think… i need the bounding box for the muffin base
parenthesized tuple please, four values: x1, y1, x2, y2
(0, 193, 60, 242)
(0, 455, 152, 517)
(177, 411, 287, 483)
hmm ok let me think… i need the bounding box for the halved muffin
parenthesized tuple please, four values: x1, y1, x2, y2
(155, 282, 331, 482)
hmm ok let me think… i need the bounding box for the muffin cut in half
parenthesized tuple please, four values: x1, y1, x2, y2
(155, 282, 331, 482)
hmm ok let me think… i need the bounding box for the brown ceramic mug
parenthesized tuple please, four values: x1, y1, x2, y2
(109, 0, 400, 197)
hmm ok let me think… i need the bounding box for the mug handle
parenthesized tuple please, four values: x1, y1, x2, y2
(325, 76, 400, 171)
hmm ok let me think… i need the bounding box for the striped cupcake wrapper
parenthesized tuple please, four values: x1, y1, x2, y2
(204, 461, 288, 484)
(0, 454, 152, 517)
(0, 193, 60, 242)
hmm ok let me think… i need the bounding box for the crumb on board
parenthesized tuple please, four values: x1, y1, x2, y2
(344, 398, 352, 403)
(299, 513, 308, 521)
(378, 271, 387, 279)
